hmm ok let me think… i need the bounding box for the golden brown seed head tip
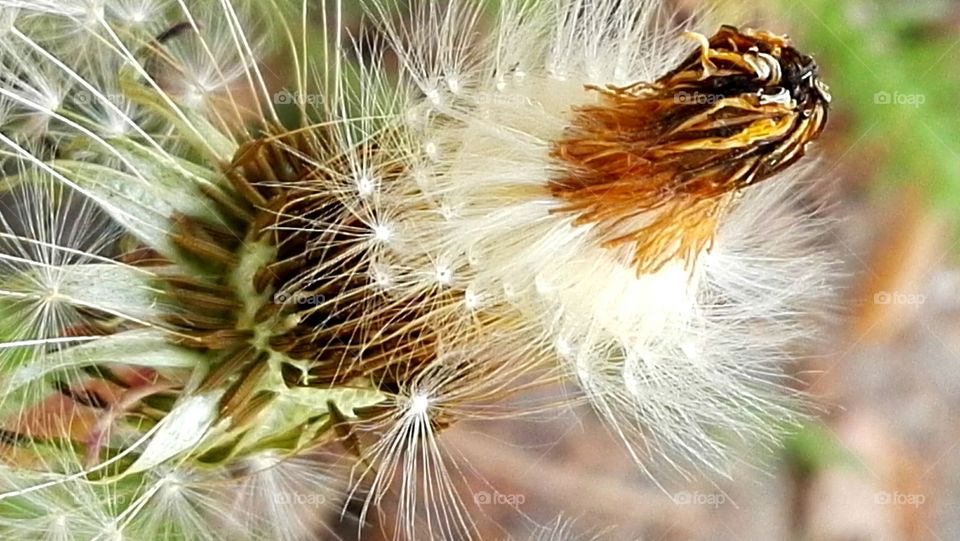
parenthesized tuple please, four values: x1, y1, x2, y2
(551, 25, 830, 273)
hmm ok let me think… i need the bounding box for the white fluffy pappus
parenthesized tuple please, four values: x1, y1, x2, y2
(367, 0, 833, 477)
(0, 0, 834, 539)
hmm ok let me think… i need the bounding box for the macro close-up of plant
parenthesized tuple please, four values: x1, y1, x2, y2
(0, 0, 956, 540)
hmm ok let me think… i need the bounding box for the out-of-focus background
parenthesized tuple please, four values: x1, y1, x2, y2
(299, 1, 960, 539)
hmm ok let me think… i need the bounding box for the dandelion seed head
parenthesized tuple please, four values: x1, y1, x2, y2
(356, 172, 377, 198)
(435, 263, 453, 286)
(408, 393, 431, 416)
(438, 202, 457, 220)
(370, 264, 394, 289)
(0, 0, 833, 538)
(103, 112, 131, 137)
(446, 76, 461, 94)
(372, 222, 393, 243)
(181, 85, 205, 109)
(423, 140, 439, 160)
(101, 524, 123, 541)
(425, 87, 442, 106)
(555, 337, 574, 360)
(463, 286, 483, 311)
(107, 0, 162, 24)
(411, 165, 431, 188)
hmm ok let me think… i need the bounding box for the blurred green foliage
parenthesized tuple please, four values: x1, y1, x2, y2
(779, 0, 960, 209)
(784, 422, 861, 476)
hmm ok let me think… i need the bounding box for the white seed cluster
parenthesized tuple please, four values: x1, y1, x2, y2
(0, 1, 833, 539)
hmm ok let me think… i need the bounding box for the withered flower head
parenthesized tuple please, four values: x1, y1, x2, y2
(552, 25, 831, 273)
